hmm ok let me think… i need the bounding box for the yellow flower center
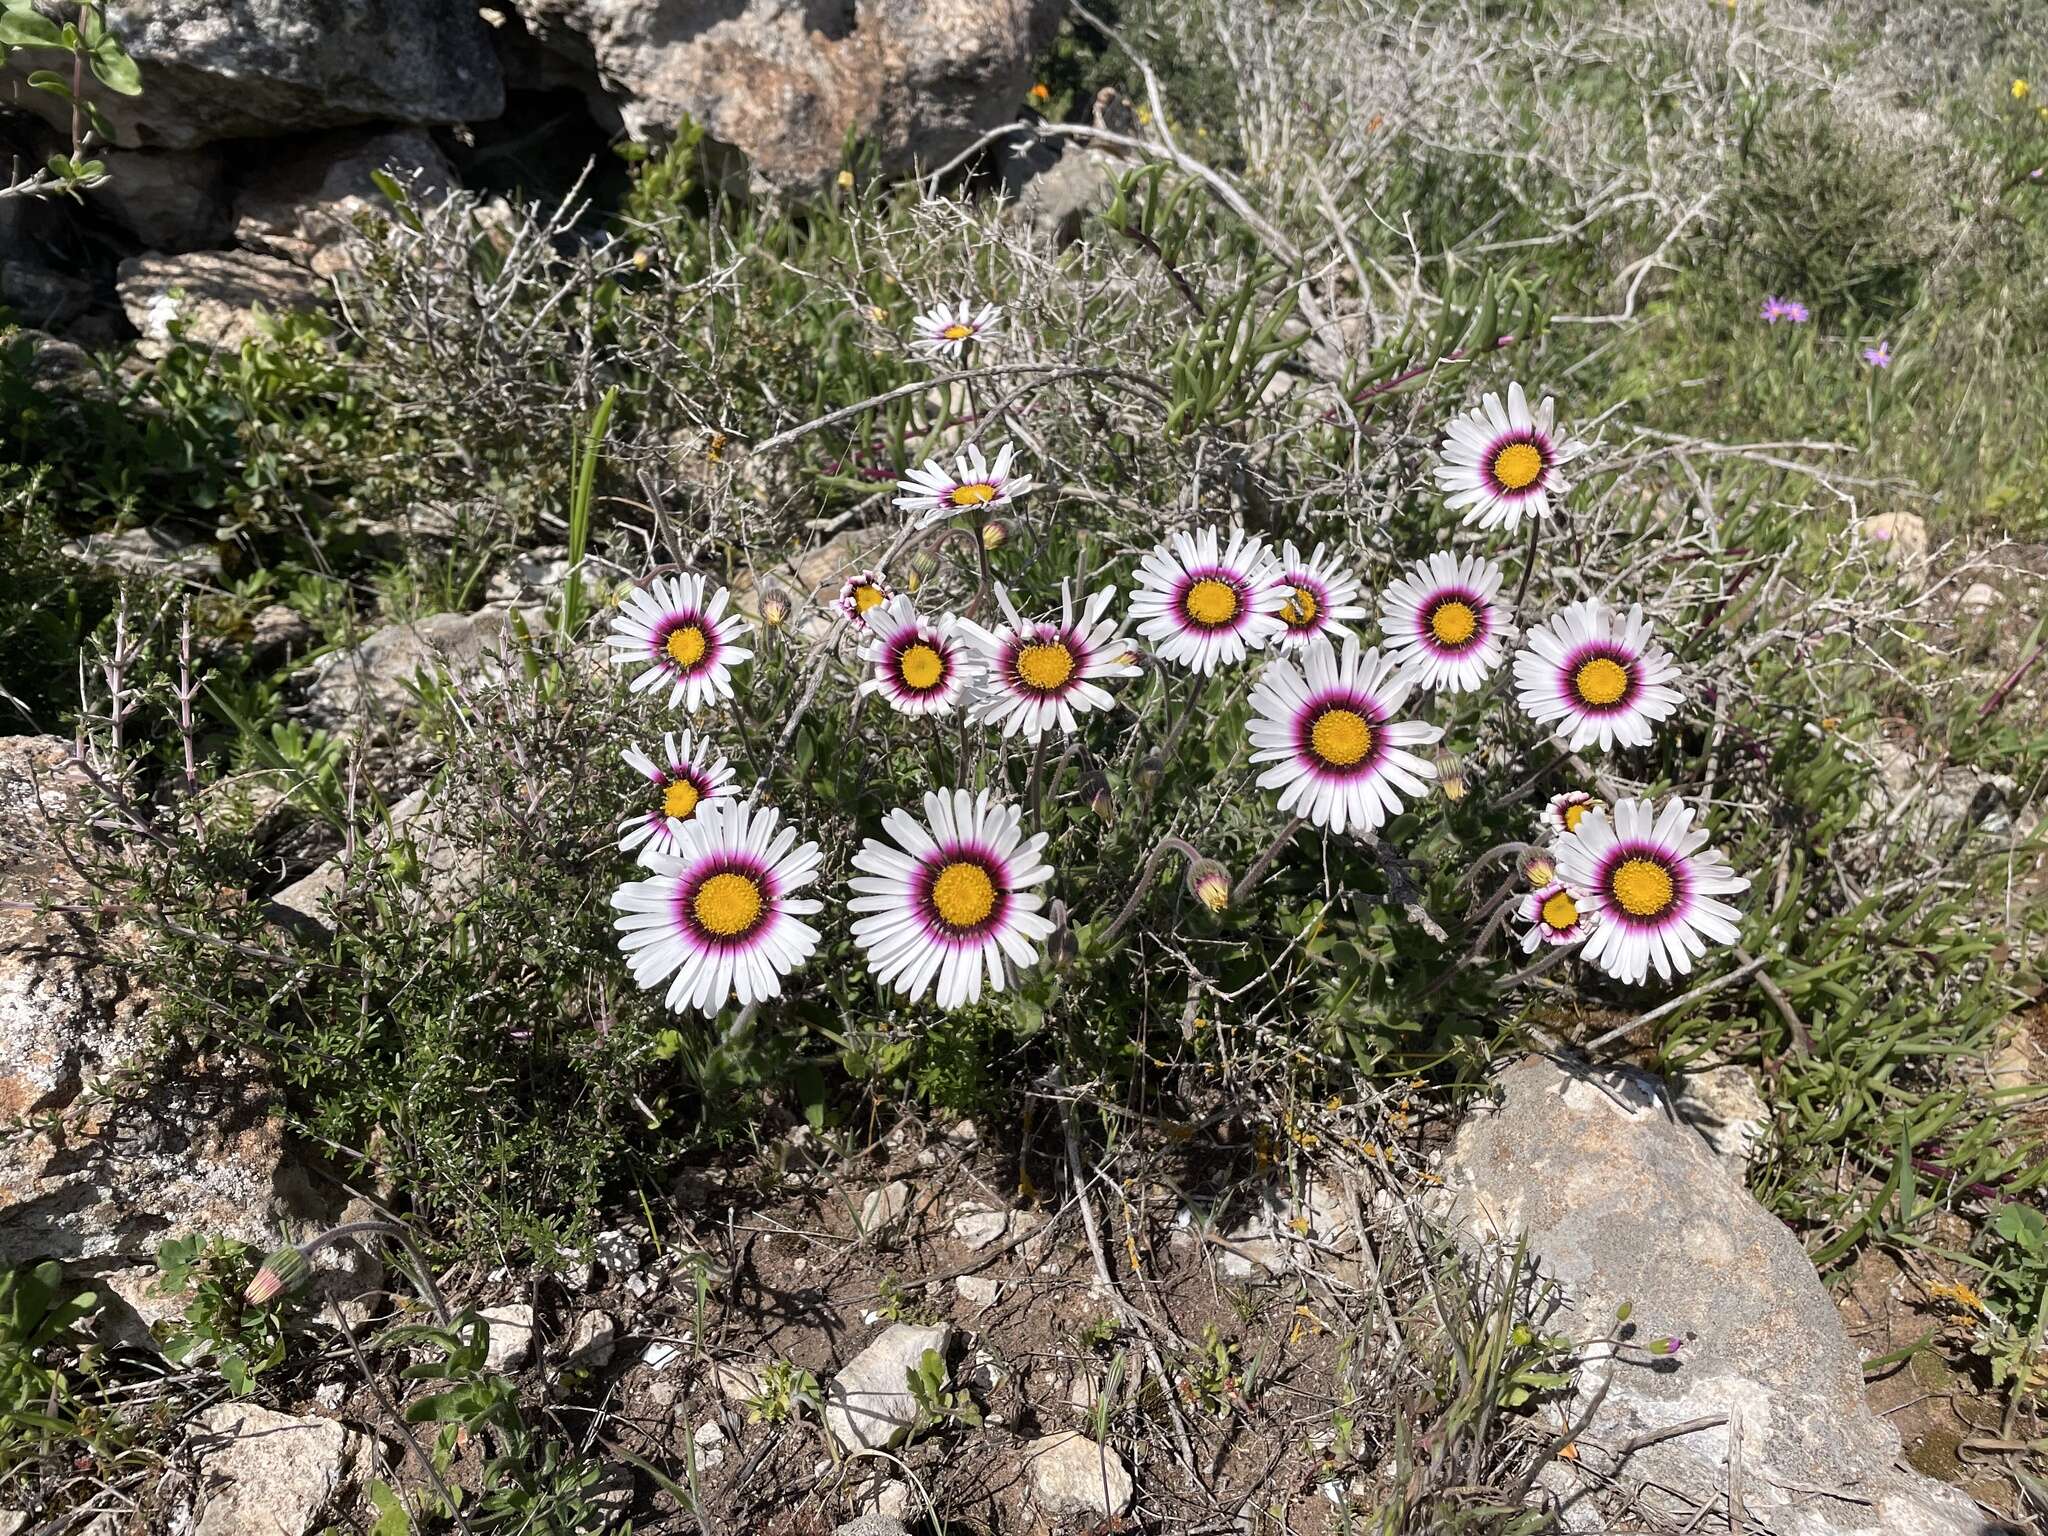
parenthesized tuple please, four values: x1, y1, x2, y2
(1182, 578, 1241, 628)
(1280, 585, 1319, 627)
(693, 871, 764, 938)
(1609, 857, 1676, 919)
(665, 624, 709, 670)
(929, 860, 998, 929)
(1492, 441, 1545, 491)
(898, 642, 945, 691)
(851, 583, 886, 615)
(1429, 599, 1478, 647)
(1563, 801, 1591, 833)
(950, 482, 998, 507)
(661, 780, 701, 821)
(942, 323, 975, 341)
(1540, 890, 1579, 930)
(1574, 657, 1629, 707)
(1310, 707, 1373, 767)
(1015, 641, 1076, 692)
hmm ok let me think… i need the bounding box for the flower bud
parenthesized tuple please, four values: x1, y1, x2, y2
(1187, 859, 1231, 913)
(909, 546, 940, 578)
(1433, 749, 1468, 804)
(980, 519, 1009, 552)
(244, 1245, 310, 1307)
(1047, 901, 1079, 971)
(1081, 770, 1114, 823)
(1135, 752, 1164, 794)
(757, 584, 791, 629)
(1522, 851, 1557, 888)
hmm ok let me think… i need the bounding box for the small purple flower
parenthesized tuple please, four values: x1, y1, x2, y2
(1761, 296, 1809, 325)
(1861, 341, 1892, 368)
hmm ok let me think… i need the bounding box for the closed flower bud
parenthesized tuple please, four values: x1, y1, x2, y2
(1187, 859, 1231, 912)
(757, 584, 791, 628)
(245, 1245, 310, 1306)
(980, 519, 1009, 552)
(1434, 749, 1468, 804)
(909, 546, 940, 577)
(1522, 851, 1557, 887)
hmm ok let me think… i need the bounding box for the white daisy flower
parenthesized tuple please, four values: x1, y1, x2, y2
(1520, 882, 1595, 952)
(847, 787, 1056, 1010)
(836, 569, 894, 626)
(604, 573, 754, 712)
(1432, 382, 1587, 532)
(618, 730, 737, 866)
(1379, 550, 1515, 693)
(859, 595, 981, 717)
(1554, 797, 1749, 985)
(1246, 634, 1443, 834)
(1512, 600, 1681, 751)
(956, 581, 1140, 741)
(893, 443, 1037, 529)
(1272, 541, 1368, 650)
(910, 299, 1001, 359)
(1541, 790, 1604, 841)
(1128, 525, 1287, 675)
(611, 799, 823, 1016)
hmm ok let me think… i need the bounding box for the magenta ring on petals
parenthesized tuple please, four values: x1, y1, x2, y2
(910, 843, 1013, 947)
(1480, 429, 1554, 500)
(650, 610, 722, 674)
(1168, 565, 1257, 635)
(879, 628, 956, 701)
(1291, 688, 1391, 782)
(1555, 641, 1641, 716)
(671, 854, 781, 952)
(1413, 585, 1494, 658)
(1002, 625, 1093, 697)
(1590, 841, 1693, 934)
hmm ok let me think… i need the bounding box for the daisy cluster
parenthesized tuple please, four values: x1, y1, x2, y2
(598, 305, 1748, 1020)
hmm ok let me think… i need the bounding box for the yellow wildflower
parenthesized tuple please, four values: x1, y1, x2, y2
(2014, 79, 2031, 100)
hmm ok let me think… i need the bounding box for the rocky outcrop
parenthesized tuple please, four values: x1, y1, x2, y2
(116, 251, 325, 357)
(517, 0, 1063, 190)
(0, 737, 292, 1268)
(1442, 1055, 1994, 1536)
(298, 606, 546, 737)
(234, 127, 456, 277)
(190, 1404, 366, 1536)
(9, 0, 504, 150)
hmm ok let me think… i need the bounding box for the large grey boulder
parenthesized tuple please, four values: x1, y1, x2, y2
(519, 0, 1062, 190)
(1441, 1055, 1995, 1535)
(90, 147, 234, 249)
(7, 0, 503, 150)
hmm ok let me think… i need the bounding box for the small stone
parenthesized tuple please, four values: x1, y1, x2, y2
(1861, 511, 1929, 566)
(954, 1275, 1000, 1311)
(944, 1118, 979, 1149)
(859, 1180, 914, 1237)
(1021, 1431, 1134, 1519)
(561, 1311, 615, 1371)
(951, 1206, 1010, 1250)
(0, 1515, 22, 1536)
(1959, 581, 1999, 614)
(645, 1379, 678, 1409)
(590, 1228, 640, 1276)
(479, 1303, 535, 1373)
(640, 1341, 681, 1371)
(823, 1323, 950, 1451)
(872, 1481, 913, 1520)
(712, 1361, 763, 1403)
(833, 1517, 910, 1536)
(192, 1404, 365, 1536)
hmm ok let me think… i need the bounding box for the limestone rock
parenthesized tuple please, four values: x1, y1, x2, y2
(954, 1274, 1000, 1310)
(833, 1517, 910, 1536)
(235, 127, 457, 277)
(481, 1303, 537, 1373)
(519, 0, 1062, 191)
(561, 1310, 617, 1371)
(191, 1403, 364, 1536)
(952, 1205, 1011, 1250)
(859, 1180, 914, 1237)
(116, 251, 323, 358)
(0, 260, 92, 328)
(0, 738, 290, 1267)
(14, 1, 503, 150)
(1009, 147, 1117, 247)
(1860, 511, 1929, 568)
(298, 606, 545, 737)
(1672, 1063, 1770, 1169)
(1021, 1431, 1134, 1519)
(823, 1323, 950, 1451)
(269, 785, 488, 937)
(62, 525, 224, 582)
(1441, 1054, 1990, 1535)
(712, 1360, 763, 1404)
(90, 147, 233, 248)
(1215, 1176, 1353, 1278)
